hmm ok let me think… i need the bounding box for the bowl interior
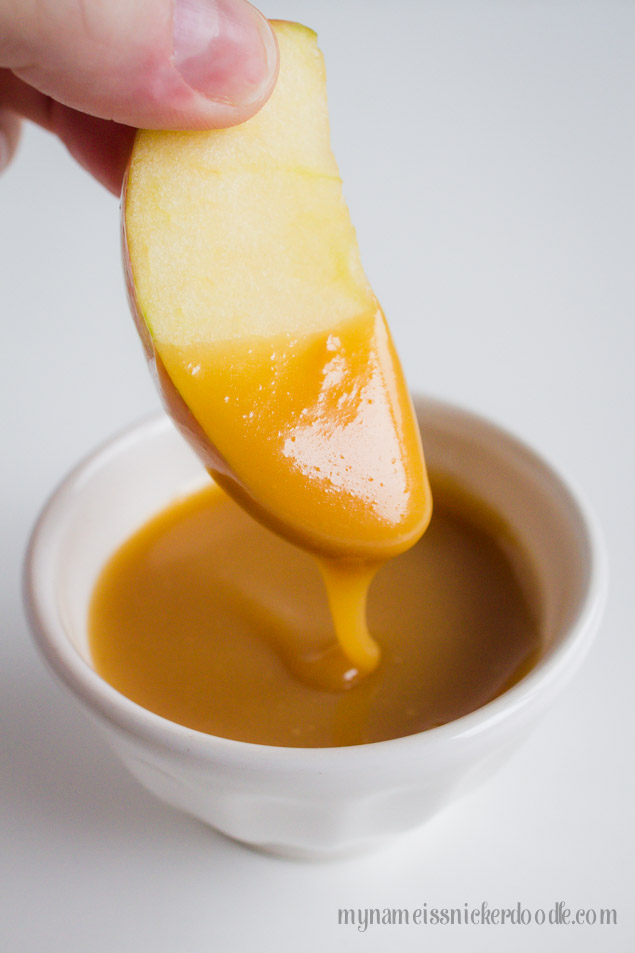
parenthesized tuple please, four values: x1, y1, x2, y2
(414, 397, 593, 656)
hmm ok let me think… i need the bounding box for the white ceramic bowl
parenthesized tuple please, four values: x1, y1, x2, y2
(24, 396, 608, 859)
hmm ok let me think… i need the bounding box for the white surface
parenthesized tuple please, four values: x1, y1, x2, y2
(1, 0, 633, 949)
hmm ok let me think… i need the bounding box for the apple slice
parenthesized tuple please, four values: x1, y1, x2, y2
(123, 20, 431, 564)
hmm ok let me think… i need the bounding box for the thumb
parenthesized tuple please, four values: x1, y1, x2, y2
(0, 0, 278, 129)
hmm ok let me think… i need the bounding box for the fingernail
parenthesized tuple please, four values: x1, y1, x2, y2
(173, 0, 277, 106)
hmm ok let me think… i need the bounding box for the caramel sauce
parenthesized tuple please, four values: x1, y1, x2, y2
(88, 476, 541, 747)
(155, 309, 431, 678)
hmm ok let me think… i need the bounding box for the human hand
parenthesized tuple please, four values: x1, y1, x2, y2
(0, 0, 278, 194)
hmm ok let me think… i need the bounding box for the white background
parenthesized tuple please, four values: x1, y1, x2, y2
(1, 1, 633, 950)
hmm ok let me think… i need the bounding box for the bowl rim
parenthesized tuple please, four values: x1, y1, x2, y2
(23, 394, 609, 771)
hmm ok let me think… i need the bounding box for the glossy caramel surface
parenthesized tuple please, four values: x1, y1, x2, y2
(157, 311, 430, 561)
(157, 310, 431, 673)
